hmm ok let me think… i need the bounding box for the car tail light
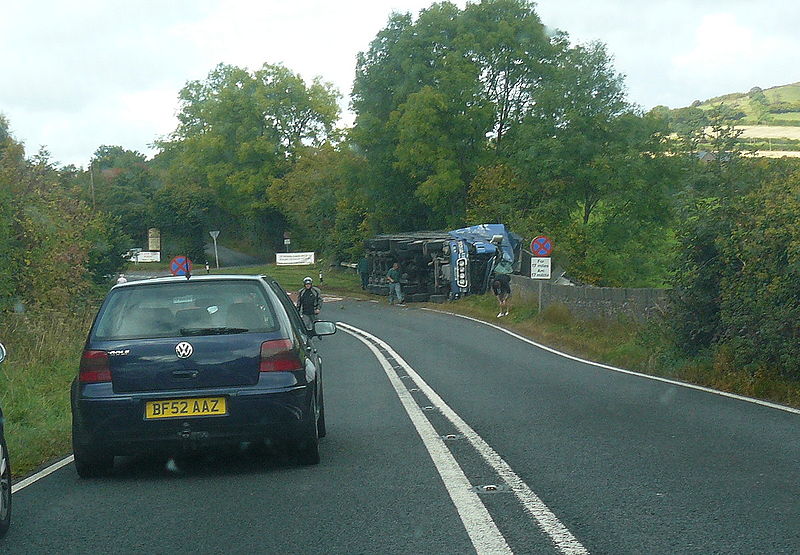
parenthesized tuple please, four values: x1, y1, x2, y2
(79, 350, 111, 383)
(260, 339, 302, 372)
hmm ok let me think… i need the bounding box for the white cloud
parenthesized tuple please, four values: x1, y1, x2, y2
(674, 14, 760, 68)
(1, 1, 798, 166)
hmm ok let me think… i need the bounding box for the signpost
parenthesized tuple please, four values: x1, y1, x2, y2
(170, 256, 193, 277)
(530, 235, 553, 313)
(209, 230, 220, 269)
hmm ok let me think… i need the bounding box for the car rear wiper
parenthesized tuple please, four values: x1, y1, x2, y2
(179, 327, 250, 336)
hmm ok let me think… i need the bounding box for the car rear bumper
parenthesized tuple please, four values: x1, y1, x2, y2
(72, 385, 313, 455)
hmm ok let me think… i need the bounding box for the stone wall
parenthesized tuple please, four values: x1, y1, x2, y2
(510, 275, 670, 321)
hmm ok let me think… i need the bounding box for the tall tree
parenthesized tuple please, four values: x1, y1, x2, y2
(156, 62, 340, 252)
(352, 0, 550, 230)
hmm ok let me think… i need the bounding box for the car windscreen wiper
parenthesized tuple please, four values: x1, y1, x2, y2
(179, 327, 250, 336)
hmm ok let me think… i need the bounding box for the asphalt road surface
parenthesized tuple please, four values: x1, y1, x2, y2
(7, 299, 800, 554)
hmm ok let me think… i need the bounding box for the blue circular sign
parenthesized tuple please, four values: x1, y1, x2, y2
(170, 256, 193, 276)
(531, 236, 553, 257)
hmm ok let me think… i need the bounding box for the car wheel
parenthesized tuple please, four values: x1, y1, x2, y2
(0, 435, 10, 538)
(293, 399, 320, 466)
(73, 447, 114, 479)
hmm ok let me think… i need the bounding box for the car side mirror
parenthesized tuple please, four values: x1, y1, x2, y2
(0, 342, 6, 363)
(312, 321, 337, 337)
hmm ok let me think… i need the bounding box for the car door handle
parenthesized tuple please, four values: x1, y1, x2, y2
(172, 370, 199, 379)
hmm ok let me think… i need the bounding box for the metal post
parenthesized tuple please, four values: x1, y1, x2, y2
(538, 281, 543, 314)
(209, 230, 220, 269)
(213, 236, 219, 269)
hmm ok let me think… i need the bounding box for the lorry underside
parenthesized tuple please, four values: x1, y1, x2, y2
(363, 225, 521, 303)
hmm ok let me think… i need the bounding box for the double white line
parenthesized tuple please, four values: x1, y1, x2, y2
(338, 322, 588, 555)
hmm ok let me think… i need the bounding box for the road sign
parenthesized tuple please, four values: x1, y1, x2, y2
(209, 231, 220, 269)
(170, 256, 193, 276)
(531, 235, 553, 257)
(531, 257, 551, 280)
(284, 238, 291, 245)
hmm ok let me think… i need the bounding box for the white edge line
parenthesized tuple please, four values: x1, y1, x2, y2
(419, 308, 800, 416)
(340, 326, 512, 555)
(339, 322, 588, 555)
(12, 455, 74, 493)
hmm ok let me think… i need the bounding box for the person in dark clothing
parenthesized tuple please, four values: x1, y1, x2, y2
(386, 262, 404, 305)
(296, 276, 322, 330)
(357, 256, 370, 290)
(491, 273, 511, 317)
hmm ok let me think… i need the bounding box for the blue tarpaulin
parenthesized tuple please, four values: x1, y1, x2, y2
(448, 224, 518, 266)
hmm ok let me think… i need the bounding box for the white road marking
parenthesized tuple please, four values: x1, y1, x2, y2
(421, 308, 800, 416)
(339, 322, 588, 555)
(12, 455, 74, 493)
(342, 326, 511, 554)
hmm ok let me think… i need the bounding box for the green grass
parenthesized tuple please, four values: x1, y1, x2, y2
(766, 84, 800, 103)
(1, 309, 95, 477)
(691, 82, 800, 127)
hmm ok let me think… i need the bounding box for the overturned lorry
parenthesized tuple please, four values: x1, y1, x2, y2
(363, 224, 522, 302)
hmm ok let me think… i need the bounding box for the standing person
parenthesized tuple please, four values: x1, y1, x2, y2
(491, 273, 511, 317)
(296, 276, 322, 330)
(357, 256, 370, 290)
(386, 262, 404, 305)
(205, 261, 210, 274)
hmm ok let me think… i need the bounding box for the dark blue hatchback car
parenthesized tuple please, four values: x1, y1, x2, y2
(71, 275, 335, 477)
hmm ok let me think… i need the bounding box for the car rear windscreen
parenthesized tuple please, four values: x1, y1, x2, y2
(93, 281, 280, 340)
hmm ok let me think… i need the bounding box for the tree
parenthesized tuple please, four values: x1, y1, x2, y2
(156, 62, 341, 252)
(503, 40, 674, 284)
(268, 143, 369, 260)
(352, 0, 550, 230)
(0, 123, 124, 309)
(78, 146, 159, 247)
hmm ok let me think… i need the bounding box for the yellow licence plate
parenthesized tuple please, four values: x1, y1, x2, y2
(145, 397, 227, 419)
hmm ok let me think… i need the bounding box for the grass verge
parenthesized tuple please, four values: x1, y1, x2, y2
(1, 309, 95, 477)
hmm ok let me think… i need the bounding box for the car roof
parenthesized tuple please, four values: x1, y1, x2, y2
(112, 274, 273, 288)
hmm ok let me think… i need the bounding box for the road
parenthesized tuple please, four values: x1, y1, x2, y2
(6, 299, 800, 553)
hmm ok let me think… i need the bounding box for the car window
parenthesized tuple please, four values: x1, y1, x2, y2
(93, 281, 279, 340)
(267, 280, 310, 337)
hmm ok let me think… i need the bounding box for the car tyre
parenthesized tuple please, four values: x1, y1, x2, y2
(0, 435, 11, 538)
(74, 447, 114, 479)
(293, 401, 320, 466)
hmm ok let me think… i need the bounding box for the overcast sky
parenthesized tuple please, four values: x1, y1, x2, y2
(1, 1, 797, 167)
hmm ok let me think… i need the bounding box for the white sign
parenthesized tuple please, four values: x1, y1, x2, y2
(133, 251, 161, 263)
(284, 238, 291, 245)
(276, 252, 315, 266)
(531, 257, 551, 280)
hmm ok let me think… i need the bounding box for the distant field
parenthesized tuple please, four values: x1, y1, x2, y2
(692, 82, 800, 127)
(753, 150, 800, 158)
(737, 125, 800, 139)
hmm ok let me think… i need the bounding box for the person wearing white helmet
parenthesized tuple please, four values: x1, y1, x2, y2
(296, 276, 322, 330)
